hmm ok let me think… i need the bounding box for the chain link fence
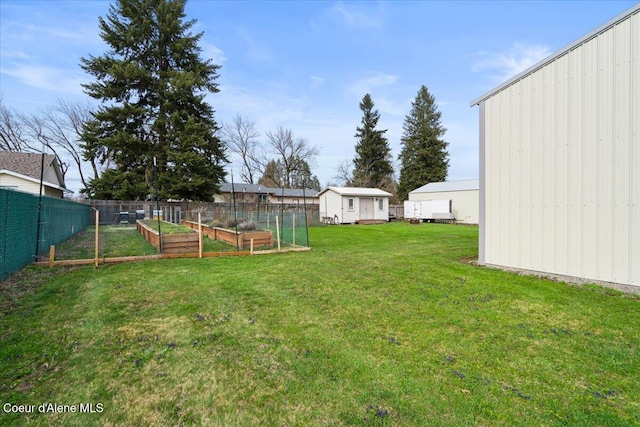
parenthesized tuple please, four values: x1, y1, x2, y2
(1, 189, 92, 281)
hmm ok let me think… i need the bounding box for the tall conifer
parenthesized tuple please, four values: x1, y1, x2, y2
(80, 0, 227, 200)
(397, 85, 448, 201)
(352, 94, 393, 189)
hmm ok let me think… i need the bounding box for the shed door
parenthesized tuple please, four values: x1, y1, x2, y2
(360, 198, 374, 219)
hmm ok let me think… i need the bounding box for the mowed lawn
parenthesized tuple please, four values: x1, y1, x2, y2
(1, 223, 639, 426)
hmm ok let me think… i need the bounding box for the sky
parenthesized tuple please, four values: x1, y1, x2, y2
(1, 0, 638, 196)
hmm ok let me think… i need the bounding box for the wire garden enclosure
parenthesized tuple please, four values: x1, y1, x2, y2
(187, 209, 311, 250)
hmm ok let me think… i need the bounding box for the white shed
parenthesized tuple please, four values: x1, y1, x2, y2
(470, 4, 640, 288)
(318, 187, 392, 224)
(409, 180, 479, 224)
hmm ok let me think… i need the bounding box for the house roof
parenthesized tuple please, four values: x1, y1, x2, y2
(470, 3, 640, 106)
(0, 151, 68, 190)
(318, 186, 392, 197)
(218, 182, 319, 198)
(410, 179, 479, 194)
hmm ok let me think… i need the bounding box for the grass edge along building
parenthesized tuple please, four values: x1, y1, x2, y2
(470, 3, 640, 288)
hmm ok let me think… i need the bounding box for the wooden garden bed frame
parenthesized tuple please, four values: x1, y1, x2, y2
(137, 220, 199, 254)
(182, 221, 273, 250)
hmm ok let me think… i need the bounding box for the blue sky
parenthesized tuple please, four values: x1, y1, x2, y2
(1, 0, 638, 195)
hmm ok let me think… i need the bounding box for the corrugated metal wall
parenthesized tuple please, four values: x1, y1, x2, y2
(482, 11, 639, 286)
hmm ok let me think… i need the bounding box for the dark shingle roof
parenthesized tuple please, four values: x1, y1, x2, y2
(219, 182, 318, 197)
(0, 152, 56, 180)
(0, 151, 67, 190)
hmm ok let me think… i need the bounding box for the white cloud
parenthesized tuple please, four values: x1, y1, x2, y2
(0, 47, 29, 60)
(348, 71, 399, 98)
(237, 28, 272, 62)
(310, 75, 326, 88)
(201, 42, 227, 64)
(0, 65, 88, 95)
(471, 42, 552, 84)
(329, 1, 383, 30)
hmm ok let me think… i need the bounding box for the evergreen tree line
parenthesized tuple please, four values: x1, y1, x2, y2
(342, 87, 449, 202)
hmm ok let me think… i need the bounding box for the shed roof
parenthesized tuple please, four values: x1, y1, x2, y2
(410, 179, 479, 194)
(470, 3, 640, 106)
(318, 186, 392, 197)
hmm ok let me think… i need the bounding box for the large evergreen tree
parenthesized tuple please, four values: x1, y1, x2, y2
(397, 85, 448, 201)
(352, 93, 393, 189)
(80, 0, 227, 200)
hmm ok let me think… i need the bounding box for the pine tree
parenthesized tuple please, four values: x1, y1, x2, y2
(80, 0, 227, 200)
(397, 85, 448, 201)
(352, 94, 393, 189)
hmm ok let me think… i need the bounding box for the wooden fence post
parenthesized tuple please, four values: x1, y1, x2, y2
(49, 245, 55, 268)
(275, 215, 281, 252)
(198, 213, 203, 259)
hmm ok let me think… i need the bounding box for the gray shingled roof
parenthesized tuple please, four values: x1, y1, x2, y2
(0, 151, 68, 190)
(219, 182, 319, 197)
(0, 152, 56, 179)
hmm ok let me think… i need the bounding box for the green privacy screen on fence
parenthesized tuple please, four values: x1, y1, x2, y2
(0, 189, 92, 282)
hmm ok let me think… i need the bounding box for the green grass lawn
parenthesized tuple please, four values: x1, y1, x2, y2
(1, 223, 639, 426)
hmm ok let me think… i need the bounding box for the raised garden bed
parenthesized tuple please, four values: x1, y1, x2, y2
(137, 220, 199, 254)
(183, 221, 273, 250)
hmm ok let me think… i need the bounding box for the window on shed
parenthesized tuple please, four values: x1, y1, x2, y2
(348, 198, 355, 211)
(258, 194, 268, 204)
(378, 198, 384, 210)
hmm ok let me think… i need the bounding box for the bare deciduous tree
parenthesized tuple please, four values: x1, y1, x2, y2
(221, 114, 263, 184)
(0, 97, 101, 191)
(265, 126, 319, 188)
(0, 96, 27, 152)
(333, 158, 353, 186)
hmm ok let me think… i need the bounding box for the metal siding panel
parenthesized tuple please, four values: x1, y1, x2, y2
(597, 30, 615, 281)
(582, 38, 599, 281)
(612, 19, 632, 283)
(498, 91, 509, 265)
(567, 47, 584, 277)
(485, 99, 498, 264)
(508, 85, 520, 267)
(554, 54, 570, 274)
(520, 78, 533, 268)
(496, 92, 507, 265)
(529, 70, 544, 271)
(631, 12, 640, 285)
(542, 64, 557, 273)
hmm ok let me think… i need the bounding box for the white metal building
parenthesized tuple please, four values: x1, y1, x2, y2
(318, 187, 392, 224)
(470, 4, 640, 287)
(409, 180, 479, 224)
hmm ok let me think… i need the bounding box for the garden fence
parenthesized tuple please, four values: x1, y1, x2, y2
(0, 188, 92, 281)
